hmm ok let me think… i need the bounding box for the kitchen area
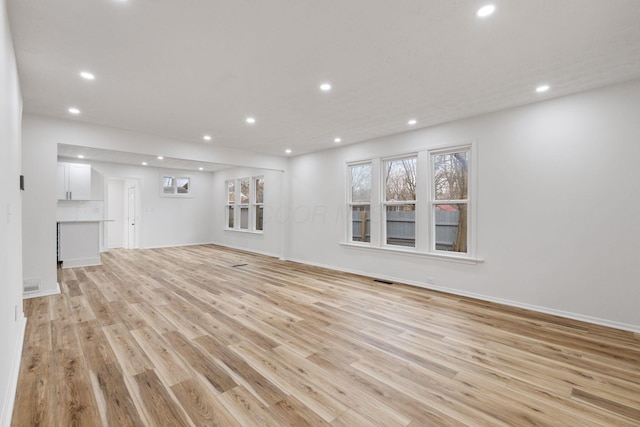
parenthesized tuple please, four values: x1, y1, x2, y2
(56, 161, 110, 268)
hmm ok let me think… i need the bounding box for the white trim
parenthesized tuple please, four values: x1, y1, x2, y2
(0, 315, 26, 427)
(61, 257, 102, 269)
(23, 282, 62, 299)
(285, 256, 640, 333)
(339, 241, 483, 264)
(223, 228, 264, 235)
(143, 241, 213, 250)
(209, 241, 280, 259)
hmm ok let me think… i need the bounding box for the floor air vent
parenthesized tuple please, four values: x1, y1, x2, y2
(373, 279, 393, 285)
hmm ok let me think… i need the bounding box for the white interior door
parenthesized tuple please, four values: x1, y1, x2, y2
(127, 187, 136, 249)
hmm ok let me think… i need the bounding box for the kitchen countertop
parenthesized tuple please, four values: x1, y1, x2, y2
(57, 219, 115, 223)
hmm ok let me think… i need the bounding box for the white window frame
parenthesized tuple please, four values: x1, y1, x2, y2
(253, 176, 265, 232)
(225, 180, 235, 229)
(429, 144, 473, 256)
(238, 178, 251, 230)
(161, 175, 191, 197)
(347, 162, 372, 244)
(342, 141, 480, 263)
(382, 154, 418, 248)
(224, 176, 264, 234)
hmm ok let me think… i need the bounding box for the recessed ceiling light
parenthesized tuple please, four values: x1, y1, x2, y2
(408, 119, 417, 125)
(320, 83, 332, 92)
(141, 162, 147, 166)
(476, 4, 496, 18)
(203, 135, 212, 141)
(157, 156, 164, 160)
(334, 137, 342, 143)
(79, 71, 95, 80)
(77, 155, 84, 159)
(246, 117, 256, 124)
(68, 107, 80, 115)
(536, 84, 550, 93)
(285, 149, 292, 154)
(198, 167, 204, 171)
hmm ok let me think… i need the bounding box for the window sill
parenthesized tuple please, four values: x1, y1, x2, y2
(224, 228, 264, 235)
(339, 242, 483, 265)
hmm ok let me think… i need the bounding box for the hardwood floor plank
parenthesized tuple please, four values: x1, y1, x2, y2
(12, 245, 640, 426)
(130, 326, 192, 386)
(171, 378, 242, 427)
(134, 369, 193, 427)
(163, 330, 238, 393)
(90, 362, 145, 426)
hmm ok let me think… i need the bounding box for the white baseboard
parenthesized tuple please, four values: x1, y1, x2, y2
(286, 257, 640, 333)
(143, 241, 213, 250)
(23, 282, 61, 300)
(61, 257, 101, 269)
(208, 241, 280, 259)
(1, 314, 27, 427)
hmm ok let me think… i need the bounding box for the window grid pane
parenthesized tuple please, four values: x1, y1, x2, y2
(350, 163, 371, 203)
(433, 203, 467, 253)
(351, 205, 370, 242)
(434, 151, 468, 200)
(385, 204, 415, 247)
(385, 157, 417, 202)
(255, 178, 264, 204)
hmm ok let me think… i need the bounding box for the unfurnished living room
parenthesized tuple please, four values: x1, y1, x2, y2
(1, 1, 640, 426)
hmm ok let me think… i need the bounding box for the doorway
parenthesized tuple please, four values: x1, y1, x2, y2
(127, 186, 136, 249)
(106, 177, 140, 249)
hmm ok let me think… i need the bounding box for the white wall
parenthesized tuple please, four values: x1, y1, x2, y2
(212, 167, 284, 258)
(0, 0, 25, 425)
(287, 80, 640, 331)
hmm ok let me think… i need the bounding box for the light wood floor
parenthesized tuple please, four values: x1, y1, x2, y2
(12, 245, 640, 426)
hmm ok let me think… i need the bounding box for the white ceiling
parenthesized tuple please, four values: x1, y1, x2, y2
(8, 0, 640, 158)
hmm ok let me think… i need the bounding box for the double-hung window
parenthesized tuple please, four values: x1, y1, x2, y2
(383, 156, 417, 247)
(254, 177, 264, 231)
(431, 149, 469, 253)
(225, 176, 265, 233)
(239, 179, 250, 230)
(226, 180, 234, 228)
(344, 142, 476, 261)
(348, 163, 371, 243)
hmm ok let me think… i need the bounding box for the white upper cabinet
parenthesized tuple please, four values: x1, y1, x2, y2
(57, 162, 91, 200)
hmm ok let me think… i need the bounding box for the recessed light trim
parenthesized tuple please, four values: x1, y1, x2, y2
(536, 84, 550, 93)
(408, 119, 417, 125)
(68, 107, 80, 115)
(334, 137, 342, 143)
(157, 156, 164, 160)
(476, 4, 496, 18)
(246, 117, 256, 124)
(79, 71, 95, 80)
(320, 83, 332, 92)
(285, 149, 292, 154)
(203, 135, 212, 141)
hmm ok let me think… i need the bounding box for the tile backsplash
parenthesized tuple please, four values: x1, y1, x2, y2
(57, 200, 105, 221)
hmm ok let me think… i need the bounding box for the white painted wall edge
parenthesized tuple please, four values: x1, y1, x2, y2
(23, 282, 61, 300)
(286, 257, 640, 333)
(0, 315, 26, 427)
